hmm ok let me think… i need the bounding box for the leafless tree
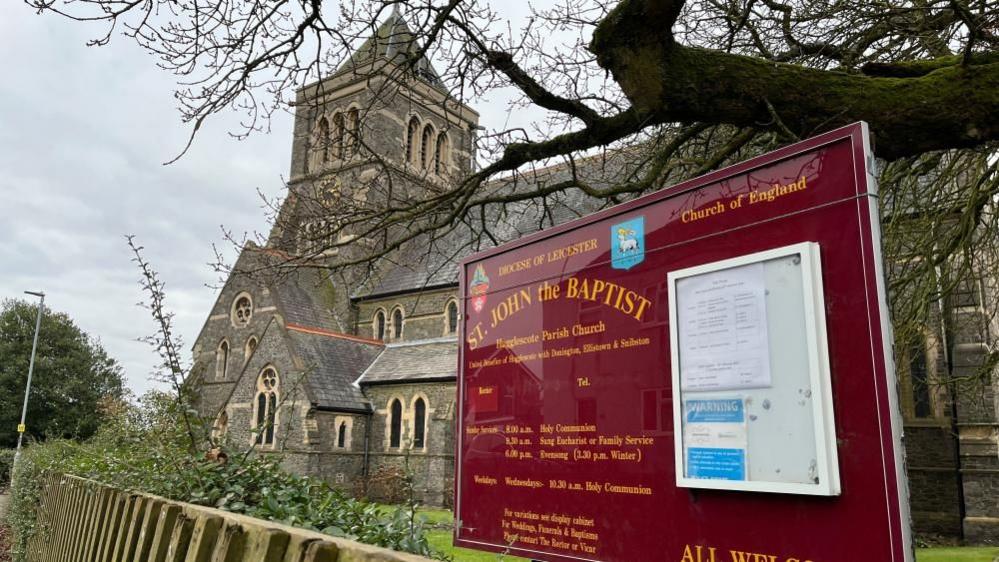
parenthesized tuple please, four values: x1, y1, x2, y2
(28, 0, 998, 235)
(36, 0, 999, 395)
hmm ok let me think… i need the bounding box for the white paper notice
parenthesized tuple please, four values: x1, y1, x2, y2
(676, 261, 772, 391)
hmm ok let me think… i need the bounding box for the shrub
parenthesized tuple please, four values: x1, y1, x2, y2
(365, 466, 411, 504)
(6, 398, 445, 562)
(0, 449, 14, 491)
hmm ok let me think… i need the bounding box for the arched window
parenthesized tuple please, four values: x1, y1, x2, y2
(313, 117, 330, 168)
(232, 293, 253, 327)
(324, 219, 338, 250)
(213, 410, 229, 440)
(434, 133, 449, 175)
(908, 334, 932, 418)
(332, 113, 345, 160)
(445, 300, 459, 335)
(421, 125, 435, 170)
(413, 397, 427, 449)
(245, 336, 258, 363)
(406, 117, 420, 164)
(391, 307, 404, 341)
(347, 108, 360, 157)
(337, 421, 347, 448)
(389, 398, 403, 448)
(254, 367, 279, 447)
(373, 309, 387, 341)
(216, 340, 230, 379)
(334, 416, 352, 449)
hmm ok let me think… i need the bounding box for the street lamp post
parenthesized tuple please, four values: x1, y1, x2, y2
(13, 290, 45, 472)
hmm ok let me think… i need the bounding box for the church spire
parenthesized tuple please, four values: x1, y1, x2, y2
(335, 9, 442, 86)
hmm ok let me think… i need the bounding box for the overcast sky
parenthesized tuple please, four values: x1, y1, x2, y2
(0, 4, 550, 396)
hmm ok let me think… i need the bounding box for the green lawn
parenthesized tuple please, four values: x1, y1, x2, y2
(379, 504, 528, 561)
(426, 528, 529, 561)
(916, 547, 998, 562)
(384, 506, 999, 562)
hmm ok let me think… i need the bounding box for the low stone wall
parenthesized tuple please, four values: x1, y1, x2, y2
(25, 474, 435, 562)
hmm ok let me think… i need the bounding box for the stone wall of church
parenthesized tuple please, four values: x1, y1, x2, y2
(947, 281, 999, 543)
(356, 288, 458, 343)
(904, 423, 963, 536)
(289, 76, 475, 186)
(191, 269, 281, 421)
(952, 339, 999, 543)
(311, 411, 370, 495)
(214, 320, 313, 462)
(362, 382, 457, 506)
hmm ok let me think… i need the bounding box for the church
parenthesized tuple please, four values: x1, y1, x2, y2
(189, 13, 999, 542)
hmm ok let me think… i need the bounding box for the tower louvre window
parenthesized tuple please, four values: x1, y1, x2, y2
(406, 117, 420, 164)
(434, 133, 449, 175)
(337, 421, 347, 448)
(421, 124, 435, 170)
(313, 117, 330, 168)
(332, 113, 345, 160)
(347, 108, 360, 157)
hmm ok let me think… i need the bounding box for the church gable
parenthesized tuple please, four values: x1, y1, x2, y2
(216, 318, 312, 451)
(190, 246, 285, 418)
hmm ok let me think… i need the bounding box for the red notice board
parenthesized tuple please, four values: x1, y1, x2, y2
(456, 123, 911, 562)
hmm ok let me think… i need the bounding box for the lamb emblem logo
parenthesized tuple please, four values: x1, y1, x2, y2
(610, 217, 645, 270)
(469, 265, 490, 313)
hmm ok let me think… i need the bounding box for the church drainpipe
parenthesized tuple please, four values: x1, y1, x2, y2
(937, 266, 967, 539)
(362, 410, 372, 477)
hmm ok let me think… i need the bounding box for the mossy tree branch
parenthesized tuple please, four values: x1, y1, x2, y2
(590, 0, 999, 160)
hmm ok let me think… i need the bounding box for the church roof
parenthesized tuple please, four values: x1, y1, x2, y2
(285, 326, 383, 411)
(352, 151, 633, 300)
(335, 11, 442, 86)
(356, 337, 458, 385)
(271, 268, 340, 328)
(213, 247, 383, 412)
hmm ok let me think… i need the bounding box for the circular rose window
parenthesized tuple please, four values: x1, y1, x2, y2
(232, 294, 253, 327)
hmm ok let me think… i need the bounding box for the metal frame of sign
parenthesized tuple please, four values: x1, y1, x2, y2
(667, 241, 841, 495)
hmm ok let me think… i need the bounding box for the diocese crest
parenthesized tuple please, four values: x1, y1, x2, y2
(611, 217, 645, 270)
(469, 264, 491, 313)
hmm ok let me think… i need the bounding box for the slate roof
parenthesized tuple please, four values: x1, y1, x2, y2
(353, 150, 637, 299)
(357, 338, 459, 385)
(233, 247, 384, 411)
(335, 11, 442, 86)
(286, 327, 383, 411)
(270, 267, 340, 329)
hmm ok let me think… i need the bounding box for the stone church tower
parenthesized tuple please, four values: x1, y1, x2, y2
(190, 12, 478, 505)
